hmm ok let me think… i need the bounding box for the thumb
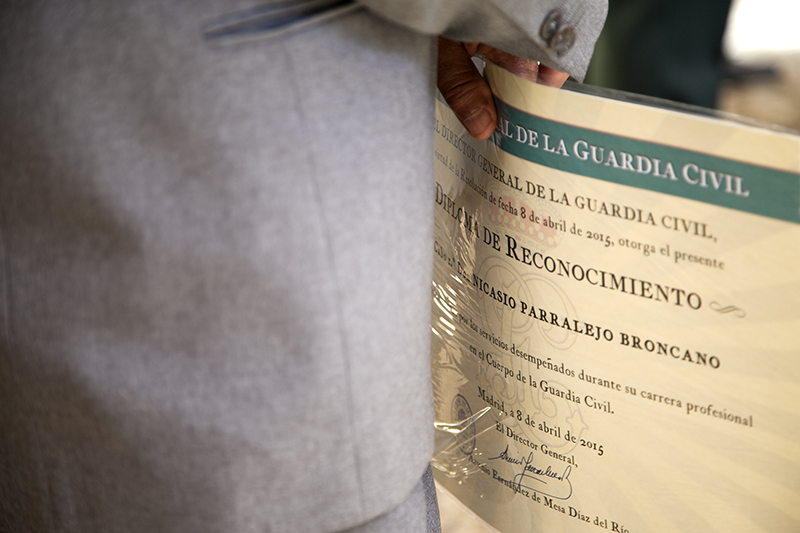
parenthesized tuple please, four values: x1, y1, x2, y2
(437, 36, 496, 140)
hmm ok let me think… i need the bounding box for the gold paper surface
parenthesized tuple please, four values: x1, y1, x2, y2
(431, 64, 800, 533)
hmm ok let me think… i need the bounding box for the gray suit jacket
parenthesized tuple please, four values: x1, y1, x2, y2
(0, 1, 606, 532)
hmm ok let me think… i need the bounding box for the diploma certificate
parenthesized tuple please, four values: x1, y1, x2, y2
(430, 64, 800, 533)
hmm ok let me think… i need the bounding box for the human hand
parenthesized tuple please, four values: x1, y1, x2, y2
(437, 36, 569, 140)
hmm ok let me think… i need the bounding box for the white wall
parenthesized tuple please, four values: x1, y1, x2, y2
(724, 0, 800, 60)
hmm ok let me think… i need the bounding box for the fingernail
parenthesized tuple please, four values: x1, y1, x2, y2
(463, 108, 493, 138)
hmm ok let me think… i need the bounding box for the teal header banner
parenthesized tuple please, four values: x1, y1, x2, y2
(486, 97, 800, 224)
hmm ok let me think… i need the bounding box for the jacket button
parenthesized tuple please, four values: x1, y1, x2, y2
(551, 25, 576, 56)
(540, 10, 562, 41)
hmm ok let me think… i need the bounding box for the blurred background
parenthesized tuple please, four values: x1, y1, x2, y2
(718, 0, 800, 131)
(439, 0, 800, 531)
(583, 0, 800, 130)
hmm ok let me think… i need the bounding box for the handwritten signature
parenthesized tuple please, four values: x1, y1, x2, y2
(487, 445, 573, 500)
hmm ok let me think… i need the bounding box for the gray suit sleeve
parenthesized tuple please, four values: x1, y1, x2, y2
(357, 0, 607, 80)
